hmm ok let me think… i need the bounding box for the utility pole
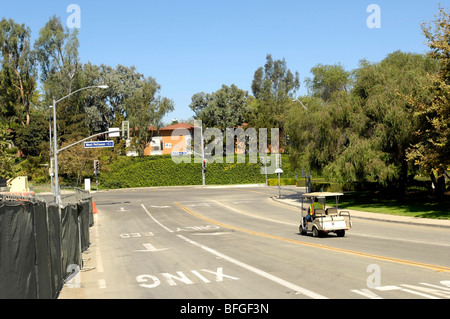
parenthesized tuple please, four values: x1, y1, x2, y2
(51, 85, 109, 205)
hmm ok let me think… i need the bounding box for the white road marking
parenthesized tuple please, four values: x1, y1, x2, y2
(210, 200, 450, 248)
(211, 200, 297, 226)
(186, 203, 211, 207)
(134, 243, 169, 252)
(98, 279, 106, 289)
(349, 232, 450, 248)
(375, 285, 440, 299)
(93, 214, 104, 273)
(192, 232, 231, 236)
(141, 204, 174, 233)
(177, 234, 328, 299)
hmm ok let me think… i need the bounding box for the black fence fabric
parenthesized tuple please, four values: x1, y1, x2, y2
(47, 204, 62, 299)
(0, 201, 37, 299)
(78, 201, 91, 251)
(0, 196, 93, 299)
(61, 203, 82, 281)
(33, 201, 52, 299)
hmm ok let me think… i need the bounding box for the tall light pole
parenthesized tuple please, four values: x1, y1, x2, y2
(49, 115, 54, 194)
(200, 125, 205, 187)
(51, 85, 109, 205)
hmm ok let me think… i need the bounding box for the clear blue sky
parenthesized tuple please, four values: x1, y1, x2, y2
(2, 0, 448, 123)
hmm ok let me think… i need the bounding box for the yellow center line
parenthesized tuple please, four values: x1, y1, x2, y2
(175, 202, 450, 273)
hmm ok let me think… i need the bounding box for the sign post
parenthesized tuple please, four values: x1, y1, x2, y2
(275, 168, 283, 199)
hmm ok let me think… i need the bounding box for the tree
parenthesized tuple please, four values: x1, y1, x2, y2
(34, 16, 86, 146)
(287, 52, 438, 192)
(34, 15, 80, 93)
(250, 55, 300, 145)
(0, 122, 15, 178)
(124, 78, 174, 156)
(406, 5, 450, 194)
(0, 18, 37, 126)
(58, 139, 100, 186)
(14, 111, 48, 157)
(251, 54, 300, 102)
(190, 84, 251, 131)
(305, 63, 352, 102)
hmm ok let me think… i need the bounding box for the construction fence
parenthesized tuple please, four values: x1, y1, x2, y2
(0, 189, 94, 299)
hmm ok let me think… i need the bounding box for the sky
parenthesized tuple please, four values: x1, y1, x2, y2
(1, 0, 448, 123)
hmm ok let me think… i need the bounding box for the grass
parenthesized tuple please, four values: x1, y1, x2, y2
(339, 191, 450, 220)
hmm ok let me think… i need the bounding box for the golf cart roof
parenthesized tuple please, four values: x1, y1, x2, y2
(301, 192, 344, 198)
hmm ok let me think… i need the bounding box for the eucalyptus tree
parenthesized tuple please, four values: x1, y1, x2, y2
(124, 77, 174, 156)
(0, 18, 37, 127)
(190, 84, 251, 131)
(250, 54, 300, 131)
(34, 15, 80, 95)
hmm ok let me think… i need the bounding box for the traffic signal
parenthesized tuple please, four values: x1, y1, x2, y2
(202, 159, 207, 174)
(94, 160, 99, 173)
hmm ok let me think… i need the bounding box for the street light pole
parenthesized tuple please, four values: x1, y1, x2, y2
(51, 85, 109, 206)
(49, 115, 54, 194)
(52, 98, 60, 205)
(201, 125, 205, 187)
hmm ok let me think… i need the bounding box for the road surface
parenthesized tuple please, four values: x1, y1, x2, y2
(59, 186, 450, 301)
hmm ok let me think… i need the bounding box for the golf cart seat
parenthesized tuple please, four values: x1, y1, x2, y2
(313, 209, 326, 218)
(326, 208, 338, 216)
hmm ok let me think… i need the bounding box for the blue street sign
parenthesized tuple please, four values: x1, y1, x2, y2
(84, 141, 114, 149)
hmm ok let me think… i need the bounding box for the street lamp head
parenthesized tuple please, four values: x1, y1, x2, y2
(98, 85, 109, 89)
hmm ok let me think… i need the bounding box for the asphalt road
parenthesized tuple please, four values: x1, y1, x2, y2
(58, 186, 450, 301)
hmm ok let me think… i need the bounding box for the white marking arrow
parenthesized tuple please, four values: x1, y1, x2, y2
(134, 243, 169, 253)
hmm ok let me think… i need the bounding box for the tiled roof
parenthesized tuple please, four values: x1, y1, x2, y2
(160, 123, 194, 131)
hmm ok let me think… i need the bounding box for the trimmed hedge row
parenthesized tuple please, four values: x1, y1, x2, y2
(99, 154, 299, 189)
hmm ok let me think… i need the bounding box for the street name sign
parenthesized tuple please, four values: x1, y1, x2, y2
(84, 141, 114, 149)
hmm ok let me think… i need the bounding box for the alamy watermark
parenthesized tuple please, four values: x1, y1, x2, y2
(66, 4, 81, 29)
(366, 4, 381, 29)
(171, 120, 281, 175)
(366, 264, 381, 288)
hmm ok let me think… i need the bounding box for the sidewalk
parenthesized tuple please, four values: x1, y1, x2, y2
(271, 191, 450, 229)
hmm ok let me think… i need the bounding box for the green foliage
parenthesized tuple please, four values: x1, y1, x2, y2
(14, 111, 48, 156)
(305, 63, 352, 102)
(15, 156, 48, 183)
(0, 18, 37, 126)
(99, 154, 298, 189)
(249, 55, 300, 134)
(406, 5, 450, 176)
(267, 178, 297, 186)
(0, 122, 15, 178)
(287, 51, 439, 193)
(190, 84, 252, 131)
(124, 78, 174, 156)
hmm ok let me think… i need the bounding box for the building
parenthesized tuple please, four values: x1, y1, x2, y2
(142, 123, 194, 156)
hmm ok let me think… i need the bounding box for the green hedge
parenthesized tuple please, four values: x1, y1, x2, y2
(99, 154, 300, 189)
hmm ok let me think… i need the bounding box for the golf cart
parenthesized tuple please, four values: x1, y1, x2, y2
(299, 192, 352, 237)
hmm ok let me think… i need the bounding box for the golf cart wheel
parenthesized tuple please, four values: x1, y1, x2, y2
(299, 225, 306, 236)
(312, 227, 320, 238)
(336, 230, 345, 237)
